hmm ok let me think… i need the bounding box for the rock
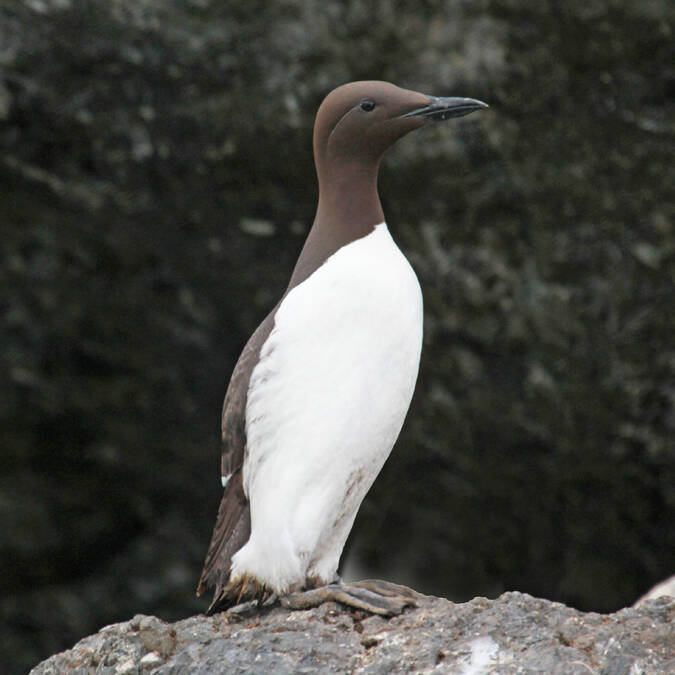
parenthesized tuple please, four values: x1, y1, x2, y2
(30, 592, 675, 674)
(635, 574, 675, 606)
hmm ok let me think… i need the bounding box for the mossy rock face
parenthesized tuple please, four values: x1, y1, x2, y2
(1, 1, 673, 672)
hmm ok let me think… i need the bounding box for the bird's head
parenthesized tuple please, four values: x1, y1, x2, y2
(313, 80, 488, 176)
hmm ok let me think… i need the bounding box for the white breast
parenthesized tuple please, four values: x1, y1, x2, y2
(230, 223, 423, 593)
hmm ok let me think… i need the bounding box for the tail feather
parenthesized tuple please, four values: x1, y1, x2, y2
(196, 471, 251, 608)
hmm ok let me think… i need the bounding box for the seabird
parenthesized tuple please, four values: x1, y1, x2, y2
(197, 81, 488, 615)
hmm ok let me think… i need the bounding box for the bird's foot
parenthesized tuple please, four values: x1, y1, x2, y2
(207, 573, 272, 615)
(226, 591, 279, 616)
(280, 579, 418, 617)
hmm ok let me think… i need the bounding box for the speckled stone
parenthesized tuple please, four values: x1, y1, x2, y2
(31, 591, 675, 674)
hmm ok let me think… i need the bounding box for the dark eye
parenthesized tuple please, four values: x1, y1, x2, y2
(360, 98, 376, 112)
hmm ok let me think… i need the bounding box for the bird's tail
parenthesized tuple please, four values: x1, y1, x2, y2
(196, 476, 252, 612)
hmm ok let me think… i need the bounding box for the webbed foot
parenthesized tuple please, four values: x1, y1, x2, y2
(280, 579, 418, 616)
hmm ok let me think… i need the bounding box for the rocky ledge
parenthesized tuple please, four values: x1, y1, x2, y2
(31, 590, 674, 674)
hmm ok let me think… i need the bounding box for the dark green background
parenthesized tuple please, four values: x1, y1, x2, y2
(1, 0, 673, 672)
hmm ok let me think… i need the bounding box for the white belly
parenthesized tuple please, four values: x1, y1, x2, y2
(230, 223, 423, 593)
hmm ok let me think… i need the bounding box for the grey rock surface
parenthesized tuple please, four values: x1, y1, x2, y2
(31, 592, 675, 674)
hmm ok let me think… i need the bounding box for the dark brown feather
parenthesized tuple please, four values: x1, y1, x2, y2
(196, 309, 277, 607)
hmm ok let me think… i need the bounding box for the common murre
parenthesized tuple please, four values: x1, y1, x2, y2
(197, 81, 488, 616)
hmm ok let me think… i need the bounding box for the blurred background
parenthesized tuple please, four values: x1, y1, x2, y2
(1, 0, 674, 671)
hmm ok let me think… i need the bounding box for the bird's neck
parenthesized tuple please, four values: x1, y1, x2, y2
(287, 160, 383, 290)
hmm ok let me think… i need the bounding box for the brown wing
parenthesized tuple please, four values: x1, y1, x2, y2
(196, 308, 277, 611)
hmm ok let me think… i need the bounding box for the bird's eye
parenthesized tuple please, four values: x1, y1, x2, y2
(360, 99, 376, 112)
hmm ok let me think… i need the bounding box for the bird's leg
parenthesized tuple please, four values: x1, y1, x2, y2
(280, 579, 418, 616)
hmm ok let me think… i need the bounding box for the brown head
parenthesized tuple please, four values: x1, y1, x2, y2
(289, 80, 488, 288)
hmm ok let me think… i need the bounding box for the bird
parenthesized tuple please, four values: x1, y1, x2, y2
(196, 80, 488, 616)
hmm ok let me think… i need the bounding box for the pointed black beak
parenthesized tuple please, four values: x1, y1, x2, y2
(401, 96, 489, 121)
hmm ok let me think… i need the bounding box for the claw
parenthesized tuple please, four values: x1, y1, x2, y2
(236, 574, 251, 604)
(256, 582, 267, 606)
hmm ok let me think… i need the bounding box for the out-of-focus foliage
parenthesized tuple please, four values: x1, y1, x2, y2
(0, 0, 673, 672)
